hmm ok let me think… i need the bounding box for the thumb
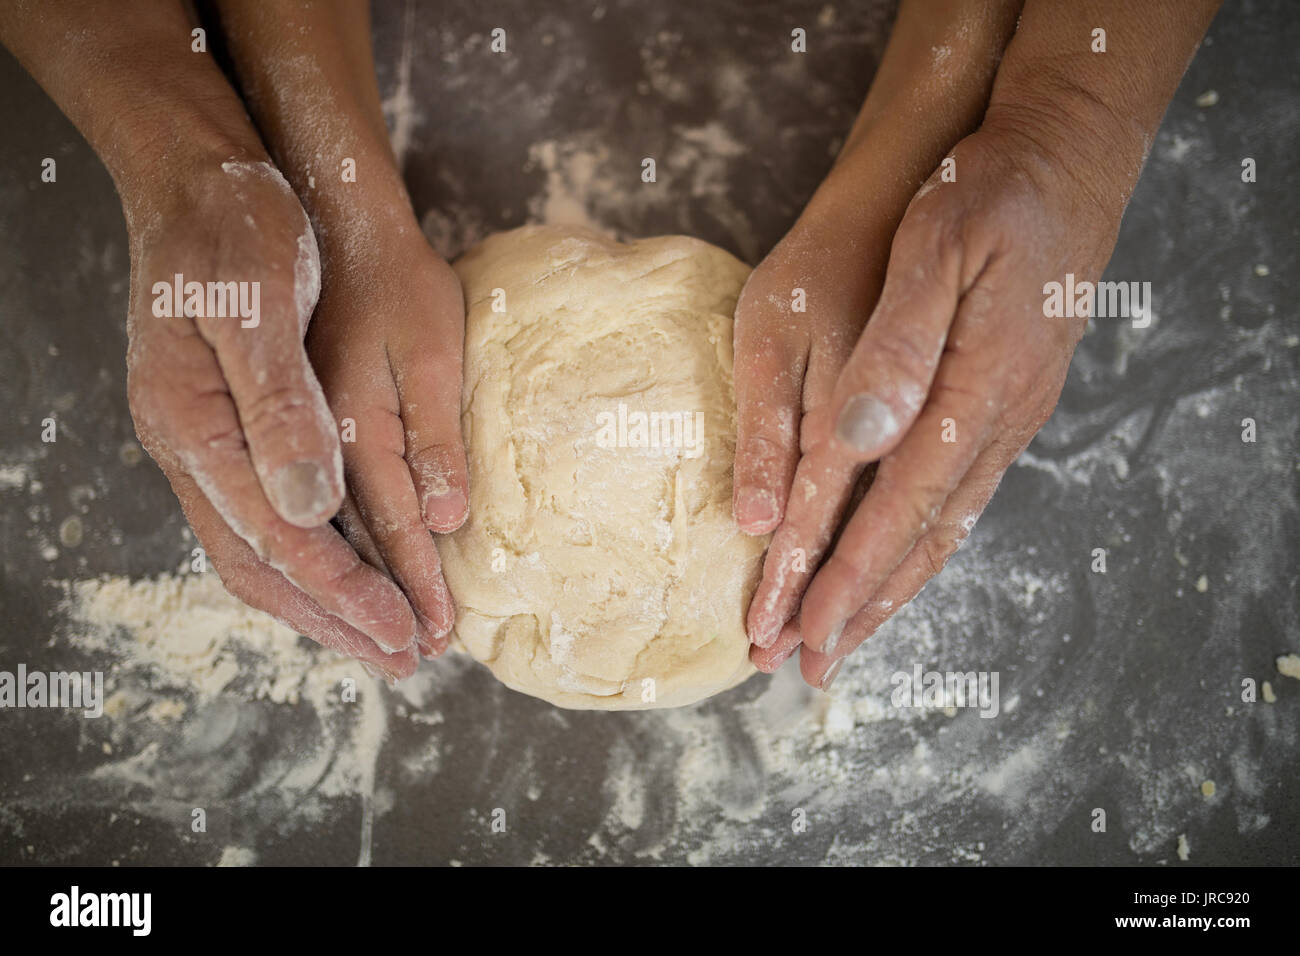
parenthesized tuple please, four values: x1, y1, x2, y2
(827, 218, 963, 462)
(199, 233, 344, 529)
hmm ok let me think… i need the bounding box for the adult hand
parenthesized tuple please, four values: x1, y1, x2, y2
(749, 126, 1120, 688)
(0, 0, 423, 679)
(744, 0, 1222, 689)
(125, 160, 421, 680)
(730, 0, 1026, 685)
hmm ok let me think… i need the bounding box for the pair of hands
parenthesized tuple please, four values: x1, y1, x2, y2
(124, 126, 1117, 690)
(125, 158, 467, 681)
(735, 123, 1117, 689)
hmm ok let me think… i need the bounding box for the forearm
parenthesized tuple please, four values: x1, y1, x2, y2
(0, 0, 266, 216)
(212, 0, 415, 269)
(825, 0, 1023, 198)
(983, 0, 1222, 208)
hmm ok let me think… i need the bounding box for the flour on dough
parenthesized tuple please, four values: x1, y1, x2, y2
(441, 224, 769, 709)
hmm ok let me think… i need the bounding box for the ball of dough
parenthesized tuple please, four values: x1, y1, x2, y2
(441, 225, 769, 709)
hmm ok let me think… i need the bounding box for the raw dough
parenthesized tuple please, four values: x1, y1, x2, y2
(441, 225, 769, 709)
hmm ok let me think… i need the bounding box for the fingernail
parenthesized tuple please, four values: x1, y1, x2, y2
(773, 643, 798, 667)
(822, 618, 846, 656)
(835, 394, 898, 454)
(270, 460, 335, 526)
(735, 486, 776, 529)
(414, 619, 434, 658)
(820, 659, 843, 692)
(423, 486, 468, 531)
(749, 612, 781, 649)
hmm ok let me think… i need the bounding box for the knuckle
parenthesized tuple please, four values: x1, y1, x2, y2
(738, 431, 792, 467)
(348, 410, 405, 459)
(194, 417, 249, 456)
(256, 518, 312, 567)
(900, 481, 949, 533)
(870, 332, 934, 391)
(929, 376, 985, 409)
(320, 551, 372, 596)
(385, 513, 430, 542)
(918, 534, 960, 578)
(211, 554, 258, 606)
(825, 549, 869, 593)
(240, 385, 319, 441)
(404, 446, 443, 483)
(405, 438, 460, 479)
(897, 204, 963, 271)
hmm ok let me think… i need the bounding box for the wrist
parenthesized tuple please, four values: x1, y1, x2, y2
(980, 0, 1221, 218)
(981, 78, 1151, 219)
(843, 0, 1020, 150)
(305, 168, 425, 279)
(816, 0, 1021, 226)
(114, 126, 272, 239)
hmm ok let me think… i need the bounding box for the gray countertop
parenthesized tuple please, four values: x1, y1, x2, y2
(0, 0, 1296, 866)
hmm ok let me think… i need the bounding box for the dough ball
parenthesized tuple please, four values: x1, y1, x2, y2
(441, 225, 769, 709)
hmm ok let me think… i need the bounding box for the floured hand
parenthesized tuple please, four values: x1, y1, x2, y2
(124, 158, 421, 680)
(307, 240, 468, 661)
(750, 128, 1118, 688)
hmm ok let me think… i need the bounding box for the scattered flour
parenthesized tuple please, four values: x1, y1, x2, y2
(57, 572, 391, 865)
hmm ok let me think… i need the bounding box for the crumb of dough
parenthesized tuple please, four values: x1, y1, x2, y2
(1177, 834, 1190, 861)
(1262, 681, 1276, 703)
(1277, 654, 1300, 680)
(1195, 89, 1219, 107)
(1195, 574, 1209, 593)
(1200, 780, 1216, 798)
(58, 515, 83, 548)
(119, 441, 144, 467)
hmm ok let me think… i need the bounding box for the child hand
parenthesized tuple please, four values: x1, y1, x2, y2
(306, 242, 469, 660)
